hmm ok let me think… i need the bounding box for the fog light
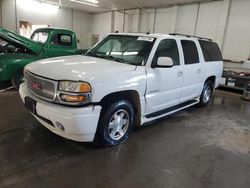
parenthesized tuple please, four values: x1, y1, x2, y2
(55, 122, 65, 131)
(60, 94, 86, 103)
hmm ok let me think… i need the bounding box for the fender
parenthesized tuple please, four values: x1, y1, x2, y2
(0, 53, 39, 81)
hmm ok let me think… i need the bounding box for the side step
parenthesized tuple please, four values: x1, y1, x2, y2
(145, 99, 199, 119)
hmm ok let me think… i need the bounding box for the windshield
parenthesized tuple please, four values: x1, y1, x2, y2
(31, 31, 49, 43)
(86, 35, 155, 66)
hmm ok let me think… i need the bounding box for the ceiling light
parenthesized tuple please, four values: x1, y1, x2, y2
(82, 0, 99, 4)
(70, 0, 99, 7)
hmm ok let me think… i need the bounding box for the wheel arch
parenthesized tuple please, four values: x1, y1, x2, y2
(205, 75, 216, 89)
(99, 90, 142, 127)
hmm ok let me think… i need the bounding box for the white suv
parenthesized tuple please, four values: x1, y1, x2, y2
(19, 33, 223, 147)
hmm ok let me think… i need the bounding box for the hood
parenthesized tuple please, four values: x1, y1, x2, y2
(25, 55, 137, 81)
(0, 28, 42, 54)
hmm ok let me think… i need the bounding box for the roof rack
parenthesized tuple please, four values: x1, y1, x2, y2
(169, 33, 212, 41)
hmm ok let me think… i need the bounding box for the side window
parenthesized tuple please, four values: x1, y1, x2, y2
(51, 34, 72, 47)
(181, 40, 199, 65)
(154, 39, 180, 66)
(199, 40, 223, 62)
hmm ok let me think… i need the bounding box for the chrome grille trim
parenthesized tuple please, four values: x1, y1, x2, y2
(25, 71, 58, 102)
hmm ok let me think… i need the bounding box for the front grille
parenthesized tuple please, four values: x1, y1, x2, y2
(25, 71, 58, 101)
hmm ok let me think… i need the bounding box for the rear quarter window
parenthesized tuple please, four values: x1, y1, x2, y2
(199, 40, 223, 62)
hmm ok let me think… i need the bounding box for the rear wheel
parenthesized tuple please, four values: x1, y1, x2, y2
(94, 100, 135, 147)
(198, 81, 213, 107)
(11, 70, 24, 90)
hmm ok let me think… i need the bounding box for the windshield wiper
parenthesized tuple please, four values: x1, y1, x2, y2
(85, 51, 99, 57)
(103, 55, 125, 63)
(86, 53, 128, 64)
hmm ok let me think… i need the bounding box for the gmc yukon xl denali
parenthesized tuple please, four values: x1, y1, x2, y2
(19, 33, 223, 147)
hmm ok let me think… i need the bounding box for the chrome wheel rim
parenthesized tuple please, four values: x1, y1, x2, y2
(203, 86, 212, 103)
(108, 110, 129, 140)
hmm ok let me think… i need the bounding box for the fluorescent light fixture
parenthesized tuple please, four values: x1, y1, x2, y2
(82, 0, 99, 4)
(70, 0, 99, 7)
(17, 0, 59, 14)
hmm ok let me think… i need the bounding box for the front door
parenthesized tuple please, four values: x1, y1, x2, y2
(145, 39, 183, 115)
(45, 33, 76, 58)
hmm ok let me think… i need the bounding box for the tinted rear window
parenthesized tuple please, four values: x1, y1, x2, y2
(181, 40, 199, 65)
(199, 40, 223, 62)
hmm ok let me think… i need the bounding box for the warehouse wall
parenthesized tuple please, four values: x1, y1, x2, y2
(1, 0, 92, 49)
(222, 0, 250, 61)
(92, 12, 112, 38)
(92, 0, 250, 62)
(0, 0, 2, 27)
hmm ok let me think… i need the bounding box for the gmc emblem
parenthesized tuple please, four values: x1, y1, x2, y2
(32, 82, 43, 90)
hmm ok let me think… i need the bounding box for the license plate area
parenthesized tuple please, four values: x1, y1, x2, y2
(25, 97, 37, 114)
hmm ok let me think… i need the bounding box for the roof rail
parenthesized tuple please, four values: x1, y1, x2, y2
(169, 33, 212, 41)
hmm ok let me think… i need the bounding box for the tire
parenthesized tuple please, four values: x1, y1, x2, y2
(94, 100, 135, 147)
(11, 70, 24, 90)
(198, 81, 213, 107)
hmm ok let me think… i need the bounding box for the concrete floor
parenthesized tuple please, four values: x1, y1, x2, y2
(0, 89, 250, 188)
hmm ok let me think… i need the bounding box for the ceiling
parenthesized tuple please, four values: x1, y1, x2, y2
(42, 0, 216, 13)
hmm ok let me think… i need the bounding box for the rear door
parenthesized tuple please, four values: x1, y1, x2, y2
(180, 39, 203, 102)
(145, 38, 183, 115)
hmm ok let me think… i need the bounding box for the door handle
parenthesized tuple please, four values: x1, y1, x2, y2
(177, 71, 183, 77)
(197, 69, 201, 74)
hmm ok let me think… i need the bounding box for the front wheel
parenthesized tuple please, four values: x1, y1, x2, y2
(198, 81, 213, 107)
(94, 100, 135, 147)
(11, 70, 24, 90)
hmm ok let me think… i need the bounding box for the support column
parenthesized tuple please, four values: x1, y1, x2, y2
(216, 0, 231, 48)
(170, 5, 178, 33)
(111, 11, 115, 33)
(0, 0, 2, 27)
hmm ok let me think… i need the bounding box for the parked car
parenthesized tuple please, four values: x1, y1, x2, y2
(19, 33, 223, 147)
(0, 27, 87, 89)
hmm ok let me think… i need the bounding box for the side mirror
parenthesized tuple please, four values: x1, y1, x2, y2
(157, 57, 174, 68)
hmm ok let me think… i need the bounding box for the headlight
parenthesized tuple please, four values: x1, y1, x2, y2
(58, 81, 91, 105)
(59, 81, 91, 93)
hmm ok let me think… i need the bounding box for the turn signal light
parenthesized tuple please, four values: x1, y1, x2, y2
(80, 83, 91, 93)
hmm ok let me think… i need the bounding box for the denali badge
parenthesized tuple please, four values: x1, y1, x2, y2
(32, 82, 43, 90)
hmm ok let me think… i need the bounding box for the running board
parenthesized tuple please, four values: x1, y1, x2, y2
(145, 99, 199, 119)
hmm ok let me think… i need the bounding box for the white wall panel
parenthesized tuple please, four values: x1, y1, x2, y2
(114, 11, 124, 32)
(2, 0, 16, 31)
(222, 0, 250, 61)
(175, 4, 198, 35)
(73, 10, 92, 49)
(127, 9, 140, 32)
(0, 0, 2, 27)
(53, 8, 72, 30)
(195, 1, 222, 41)
(154, 7, 174, 33)
(92, 12, 112, 37)
(139, 9, 155, 33)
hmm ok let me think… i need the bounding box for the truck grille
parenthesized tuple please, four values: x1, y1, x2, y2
(25, 71, 58, 101)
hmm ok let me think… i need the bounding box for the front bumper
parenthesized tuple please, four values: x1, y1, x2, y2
(19, 83, 102, 142)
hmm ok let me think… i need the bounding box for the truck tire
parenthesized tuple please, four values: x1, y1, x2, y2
(94, 100, 135, 147)
(11, 70, 24, 90)
(198, 80, 213, 107)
